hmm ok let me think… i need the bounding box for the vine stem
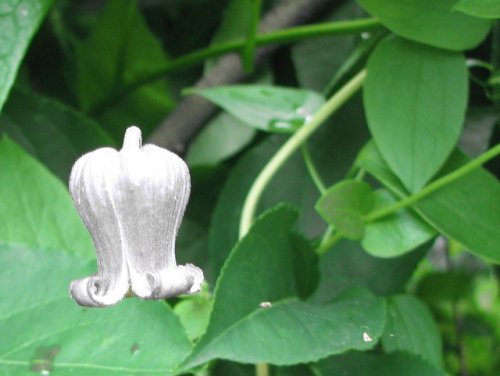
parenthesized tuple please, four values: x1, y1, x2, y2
(364, 143, 500, 223)
(89, 19, 379, 115)
(239, 70, 367, 238)
(243, 0, 261, 73)
(316, 143, 500, 255)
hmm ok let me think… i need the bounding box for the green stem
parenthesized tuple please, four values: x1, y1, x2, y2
(257, 18, 381, 45)
(244, 0, 261, 73)
(239, 70, 367, 238)
(317, 144, 500, 255)
(316, 231, 342, 255)
(256, 363, 269, 376)
(301, 143, 327, 194)
(364, 143, 500, 222)
(89, 18, 380, 115)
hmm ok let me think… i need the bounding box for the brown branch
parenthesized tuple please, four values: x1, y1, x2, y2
(147, 0, 335, 154)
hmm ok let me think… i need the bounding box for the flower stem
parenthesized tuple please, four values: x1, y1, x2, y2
(90, 19, 380, 115)
(239, 70, 367, 238)
(364, 143, 500, 223)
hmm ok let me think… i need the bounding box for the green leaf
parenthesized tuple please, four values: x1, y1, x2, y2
(291, 1, 363, 92)
(185, 206, 385, 367)
(311, 240, 428, 301)
(355, 141, 407, 195)
(0, 0, 52, 111)
(355, 0, 492, 50)
(208, 136, 309, 281)
(316, 180, 374, 239)
(383, 295, 443, 368)
(453, 0, 500, 18)
(190, 85, 324, 133)
(364, 36, 468, 192)
(416, 152, 500, 264)
(205, 0, 252, 70)
(357, 142, 500, 264)
(362, 190, 436, 258)
(316, 351, 446, 376)
(187, 293, 385, 366)
(416, 272, 473, 302)
(0, 87, 114, 181)
(186, 112, 256, 167)
(174, 294, 213, 342)
(0, 137, 92, 256)
(76, 0, 174, 139)
(209, 96, 371, 280)
(0, 244, 191, 375)
(0, 136, 192, 375)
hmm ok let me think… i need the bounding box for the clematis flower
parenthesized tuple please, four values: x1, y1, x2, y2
(69, 126, 203, 307)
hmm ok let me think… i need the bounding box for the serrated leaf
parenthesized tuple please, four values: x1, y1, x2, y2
(191, 85, 324, 133)
(362, 190, 436, 258)
(356, 141, 500, 263)
(355, 0, 491, 50)
(316, 180, 374, 239)
(186, 294, 385, 366)
(316, 351, 446, 376)
(364, 36, 468, 192)
(0, 87, 114, 181)
(184, 206, 385, 367)
(453, 0, 500, 18)
(383, 295, 443, 368)
(0, 137, 92, 256)
(0, 245, 191, 376)
(0, 0, 52, 111)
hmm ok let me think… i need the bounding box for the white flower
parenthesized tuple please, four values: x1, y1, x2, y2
(69, 126, 203, 307)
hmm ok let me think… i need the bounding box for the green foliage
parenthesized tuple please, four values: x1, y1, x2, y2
(358, 142, 500, 263)
(186, 112, 256, 167)
(355, 0, 492, 50)
(316, 180, 374, 239)
(192, 85, 324, 133)
(362, 190, 436, 257)
(364, 35, 468, 192)
(1, 0, 499, 375)
(0, 0, 52, 111)
(0, 88, 114, 180)
(316, 351, 447, 375)
(0, 137, 92, 255)
(76, 0, 174, 139)
(0, 142, 191, 375)
(382, 295, 443, 368)
(453, 0, 500, 18)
